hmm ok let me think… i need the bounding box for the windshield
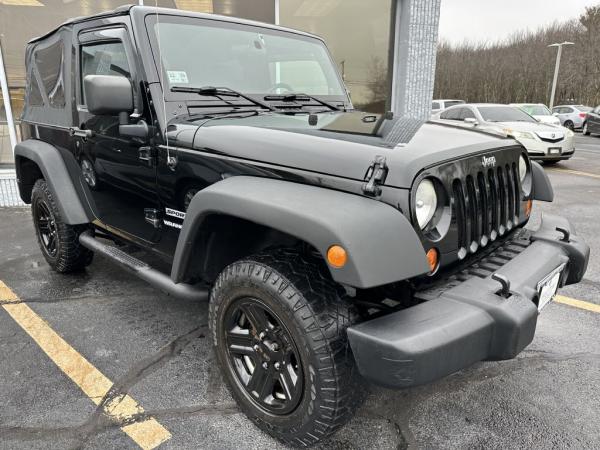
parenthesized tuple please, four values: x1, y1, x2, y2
(517, 104, 552, 116)
(478, 106, 538, 123)
(146, 15, 346, 98)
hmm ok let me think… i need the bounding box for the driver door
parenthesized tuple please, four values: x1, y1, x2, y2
(75, 25, 160, 244)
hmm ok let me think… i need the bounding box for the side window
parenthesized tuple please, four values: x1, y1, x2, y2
(460, 108, 476, 120)
(441, 108, 461, 120)
(26, 66, 44, 107)
(432, 102, 440, 110)
(563, 107, 573, 114)
(34, 41, 65, 108)
(80, 41, 131, 104)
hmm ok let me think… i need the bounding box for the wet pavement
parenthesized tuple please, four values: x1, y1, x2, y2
(0, 134, 598, 449)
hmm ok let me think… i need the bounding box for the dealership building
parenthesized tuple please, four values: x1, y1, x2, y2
(0, 0, 441, 170)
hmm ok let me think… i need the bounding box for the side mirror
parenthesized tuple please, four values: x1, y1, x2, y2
(464, 117, 479, 126)
(83, 75, 133, 116)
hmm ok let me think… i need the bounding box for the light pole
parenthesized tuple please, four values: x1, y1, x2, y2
(548, 41, 574, 109)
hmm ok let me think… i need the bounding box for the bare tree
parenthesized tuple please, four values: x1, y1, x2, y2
(434, 5, 600, 107)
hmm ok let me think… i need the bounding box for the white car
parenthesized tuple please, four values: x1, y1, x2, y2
(435, 104, 575, 163)
(510, 103, 561, 126)
(431, 99, 464, 116)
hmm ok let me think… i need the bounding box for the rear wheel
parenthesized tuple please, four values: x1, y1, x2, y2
(564, 120, 574, 131)
(583, 122, 590, 136)
(209, 249, 364, 447)
(31, 179, 93, 272)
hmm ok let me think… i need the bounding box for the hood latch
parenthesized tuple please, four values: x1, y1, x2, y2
(362, 155, 388, 197)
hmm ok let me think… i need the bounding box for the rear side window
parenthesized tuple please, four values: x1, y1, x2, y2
(81, 41, 131, 103)
(26, 66, 44, 107)
(34, 41, 65, 108)
(440, 108, 461, 120)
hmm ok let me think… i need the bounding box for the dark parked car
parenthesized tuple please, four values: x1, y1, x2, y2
(15, 5, 589, 447)
(583, 105, 600, 136)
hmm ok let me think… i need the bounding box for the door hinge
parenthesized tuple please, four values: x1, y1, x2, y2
(144, 208, 162, 229)
(138, 146, 156, 167)
(362, 155, 388, 197)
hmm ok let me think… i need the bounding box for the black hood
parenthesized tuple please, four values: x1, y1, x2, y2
(165, 111, 515, 189)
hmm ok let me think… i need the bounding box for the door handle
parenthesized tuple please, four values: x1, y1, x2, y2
(69, 127, 94, 139)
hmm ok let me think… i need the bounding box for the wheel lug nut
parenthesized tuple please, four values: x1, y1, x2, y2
(259, 331, 267, 340)
(262, 362, 268, 370)
(272, 343, 279, 351)
(253, 344, 259, 351)
(274, 362, 281, 370)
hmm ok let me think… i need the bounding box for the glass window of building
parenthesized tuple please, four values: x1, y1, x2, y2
(279, 0, 393, 113)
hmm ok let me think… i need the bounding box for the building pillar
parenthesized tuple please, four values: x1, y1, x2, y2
(390, 0, 441, 119)
(0, 37, 18, 158)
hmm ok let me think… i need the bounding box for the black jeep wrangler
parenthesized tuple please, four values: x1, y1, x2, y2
(16, 5, 589, 447)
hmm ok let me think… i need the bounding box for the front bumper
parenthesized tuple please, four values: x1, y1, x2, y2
(347, 214, 589, 389)
(522, 136, 575, 160)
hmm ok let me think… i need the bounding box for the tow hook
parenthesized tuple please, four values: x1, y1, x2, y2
(492, 273, 512, 298)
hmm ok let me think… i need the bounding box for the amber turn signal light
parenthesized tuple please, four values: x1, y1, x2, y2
(525, 199, 533, 217)
(327, 245, 347, 268)
(426, 248, 439, 273)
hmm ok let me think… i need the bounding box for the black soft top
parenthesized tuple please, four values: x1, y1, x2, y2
(29, 4, 319, 44)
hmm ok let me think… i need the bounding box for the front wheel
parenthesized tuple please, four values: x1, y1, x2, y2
(209, 249, 364, 447)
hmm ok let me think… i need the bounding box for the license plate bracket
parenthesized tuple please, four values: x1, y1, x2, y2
(548, 147, 562, 155)
(536, 263, 566, 311)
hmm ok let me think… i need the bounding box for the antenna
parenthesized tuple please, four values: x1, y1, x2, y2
(154, 1, 176, 169)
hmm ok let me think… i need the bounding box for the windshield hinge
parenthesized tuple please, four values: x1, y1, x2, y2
(362, 155, 388, 197)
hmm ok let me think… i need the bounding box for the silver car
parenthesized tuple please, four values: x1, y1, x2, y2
(434, 104, 575, 163)
(552, 105, 593, 130)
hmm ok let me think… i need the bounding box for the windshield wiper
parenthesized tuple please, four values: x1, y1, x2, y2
(171, 86, 275, 111)
(264, 93, 342, 111)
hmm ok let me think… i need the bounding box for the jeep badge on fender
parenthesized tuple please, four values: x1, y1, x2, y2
(14, 5, 590, 448)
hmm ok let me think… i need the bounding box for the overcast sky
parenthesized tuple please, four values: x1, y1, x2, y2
(438, 0, 600, 45)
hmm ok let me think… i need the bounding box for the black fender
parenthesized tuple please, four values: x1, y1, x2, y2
(531, 161, 554, 202)
(15, 139, 91, 225)
(171, 176, 430, 289)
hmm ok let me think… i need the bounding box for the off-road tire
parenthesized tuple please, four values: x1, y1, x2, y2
(209, 248, 365, 447)
(31, 179, 93, 272)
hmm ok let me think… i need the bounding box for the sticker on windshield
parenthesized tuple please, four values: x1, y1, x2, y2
(167, 70, 189, 84)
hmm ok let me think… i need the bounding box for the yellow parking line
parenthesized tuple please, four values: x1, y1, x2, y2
(0, 281, 171, 449)
(555, 295, 600, 314)
(548, 168, 600, 180)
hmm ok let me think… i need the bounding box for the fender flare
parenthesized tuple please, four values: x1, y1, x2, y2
(172, 176, 430, 289)
(15, 139, 91, 225)
(531, 161, 554, 202)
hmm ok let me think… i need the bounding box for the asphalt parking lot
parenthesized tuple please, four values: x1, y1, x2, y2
(0, 134, 599, 450)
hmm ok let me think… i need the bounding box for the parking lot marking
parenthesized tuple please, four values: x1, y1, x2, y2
(555, 295, 600, 313)
(548, 168, 600, 180)
(0, 280, 171, 450)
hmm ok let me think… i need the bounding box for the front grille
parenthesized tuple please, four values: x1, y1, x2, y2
(451, 162, 521, 259)
(535, 132, 564, 143)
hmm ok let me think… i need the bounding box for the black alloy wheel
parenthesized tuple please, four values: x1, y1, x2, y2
(33, 197, 58, 258)
(564, 120, 574, 131)
(223, 298, 303, 415)
(209, 249, 365, 446)
(30, 179, 93, 272)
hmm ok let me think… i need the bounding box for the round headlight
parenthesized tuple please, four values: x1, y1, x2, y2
(519, 155, 528, 182)
(415, 179, 438, 229)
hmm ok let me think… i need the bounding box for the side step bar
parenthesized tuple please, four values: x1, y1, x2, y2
(79, 231, 208, 302)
